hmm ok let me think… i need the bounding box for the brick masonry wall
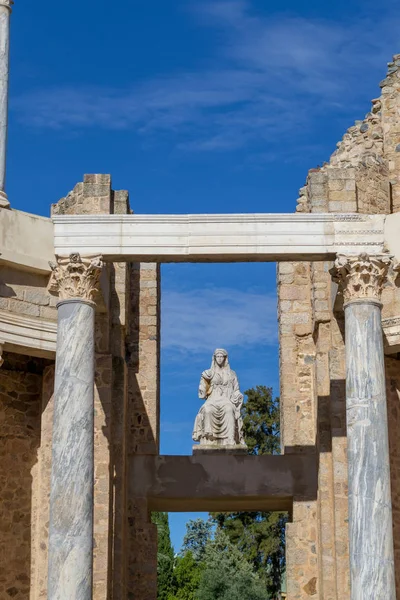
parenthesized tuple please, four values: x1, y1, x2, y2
(126, 261, 160, 600)
(0, 353, 50, 600)
(282, 53, 400, 600)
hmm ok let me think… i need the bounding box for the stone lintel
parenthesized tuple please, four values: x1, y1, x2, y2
(53, 213, 387, 262)
(130, 454, 317, 513)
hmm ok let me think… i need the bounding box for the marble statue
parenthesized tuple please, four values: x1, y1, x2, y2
(192, 349, 247, 449)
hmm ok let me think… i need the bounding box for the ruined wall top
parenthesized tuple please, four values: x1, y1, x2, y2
(296, 53, 400, 214)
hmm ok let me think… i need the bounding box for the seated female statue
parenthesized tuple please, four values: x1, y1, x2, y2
(192, 348, 247, 448)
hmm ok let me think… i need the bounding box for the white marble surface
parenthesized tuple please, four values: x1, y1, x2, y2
(47, 300, 95, 600)
(0, 1, 11, 205)
(345, 301, 395, 599)
(0, 207, 54, 273)
(193, 349, 247, 450)
(0, 308, 56, 357)
(52, 213, 386, 261)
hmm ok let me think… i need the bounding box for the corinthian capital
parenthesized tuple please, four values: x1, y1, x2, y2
(330, 253, 395, 305)
(49, 253, 104, 303)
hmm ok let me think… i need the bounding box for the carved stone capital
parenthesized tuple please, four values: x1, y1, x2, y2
(330, 253, 395, 305)
(0, 0, 14, 11)
(49, 253, 104, 303)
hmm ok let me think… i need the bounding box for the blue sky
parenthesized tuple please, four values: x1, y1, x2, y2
(7, 0, 400, 550)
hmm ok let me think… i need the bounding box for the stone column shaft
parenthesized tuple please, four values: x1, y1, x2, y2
(332, 253, 396, 600)
(47, 254, 103, 600)
(0, 0, 12, 208)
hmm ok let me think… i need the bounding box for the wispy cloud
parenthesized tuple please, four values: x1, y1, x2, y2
(161, 286, 277, 353)
(13, 1, 400, 153)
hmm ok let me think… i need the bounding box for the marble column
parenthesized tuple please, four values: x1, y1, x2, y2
(0, 341, 4, 366)
(331, 253, 396, 600)
(47, 253, 103, 600)
(0, 0, 13, 208)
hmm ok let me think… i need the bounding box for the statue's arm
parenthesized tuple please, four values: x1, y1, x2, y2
(231, 371, 244, 404)
(198, 370, 212, 399)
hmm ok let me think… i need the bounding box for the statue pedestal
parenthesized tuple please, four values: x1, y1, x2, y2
(192, 444, 248, 456)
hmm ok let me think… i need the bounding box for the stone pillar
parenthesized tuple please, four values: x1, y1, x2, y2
(47, 253, 103, 600)
(331, 253, 396, 600)
(0, 0, 13, 208)
(0, 340, 4, 366)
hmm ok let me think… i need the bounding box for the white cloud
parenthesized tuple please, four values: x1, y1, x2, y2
(161, 286, 277, 353)
(12, 1, 400, 153)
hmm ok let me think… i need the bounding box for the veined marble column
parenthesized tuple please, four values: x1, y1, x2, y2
(0, 0, 13, 208)
(331, 253, 396, 600)
(48, 253, 103, 600)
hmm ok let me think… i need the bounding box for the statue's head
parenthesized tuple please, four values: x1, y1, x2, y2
(213, 348, 228, 367)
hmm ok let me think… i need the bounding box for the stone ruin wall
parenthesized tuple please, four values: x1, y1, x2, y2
(3, 53, 400, 600)
(0, 174, 160, 600)
(280, 54, 400, 600)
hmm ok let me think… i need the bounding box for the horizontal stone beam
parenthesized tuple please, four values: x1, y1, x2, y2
(130, 454, 317, 512)
(0, 309, 57, 358)
(0, 208, 54, 273)
(53, 213, 386, 262)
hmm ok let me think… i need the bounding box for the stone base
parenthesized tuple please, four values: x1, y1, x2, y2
(192, 444, 248, 456)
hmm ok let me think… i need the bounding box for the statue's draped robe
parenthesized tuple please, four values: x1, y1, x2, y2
(192, 366, 244, 445)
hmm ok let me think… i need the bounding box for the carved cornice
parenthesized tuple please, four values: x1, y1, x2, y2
(0, 311, 56, 357)
(330, 253, 395, 305)
(49, 253, 104, 303)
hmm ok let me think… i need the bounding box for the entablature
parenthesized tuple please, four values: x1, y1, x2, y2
(53, 213, 388, 262)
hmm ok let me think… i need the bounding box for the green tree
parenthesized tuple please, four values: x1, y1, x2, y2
(181, 518, 213, 561)
(196, 529, 269, 600)
(152, 512, 175, 600)
(212, 386, 287, 598)
(243, 386, 280, 456)
(168, 551, 204, 600)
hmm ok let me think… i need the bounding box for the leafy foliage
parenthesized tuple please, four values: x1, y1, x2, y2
(168, 552, 204, 600)
(212, 511, 286, 596)
(242, 386, 281, 456)
(196, 530, 269, 600)
(152, 512, 175, 600)
(181, 518, 213, 561)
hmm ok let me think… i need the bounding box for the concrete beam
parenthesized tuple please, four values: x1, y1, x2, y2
(130, 454, 317, 512)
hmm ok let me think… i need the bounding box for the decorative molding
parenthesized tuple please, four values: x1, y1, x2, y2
(330, 253, 394, 305)
(382, 316, 400, 354)
(53, 213, 386, 261)
(0, 310, 57, 357)
(382, 316, 400, 330)
(49, 253, 104, 302)
(336, 230, 384, 235)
